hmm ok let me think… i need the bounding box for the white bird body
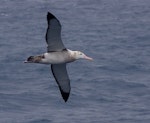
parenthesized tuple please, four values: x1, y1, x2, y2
(25, 12, 92, 102)
(41, 49, 75, 64)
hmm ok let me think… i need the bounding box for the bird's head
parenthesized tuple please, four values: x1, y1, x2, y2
(73, 51, 93, 61)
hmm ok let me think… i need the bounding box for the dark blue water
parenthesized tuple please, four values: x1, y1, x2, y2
(0, 0, 150, 123)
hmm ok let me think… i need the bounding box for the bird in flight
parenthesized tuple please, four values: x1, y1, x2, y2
(24, 12, 93, 102)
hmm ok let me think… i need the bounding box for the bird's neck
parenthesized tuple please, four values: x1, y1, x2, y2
(67, 49, 79, 60)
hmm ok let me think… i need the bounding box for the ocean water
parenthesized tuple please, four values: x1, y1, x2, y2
(0, 0, 150, 123)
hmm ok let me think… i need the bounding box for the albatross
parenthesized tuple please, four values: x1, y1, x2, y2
(24, 12, 93, 102)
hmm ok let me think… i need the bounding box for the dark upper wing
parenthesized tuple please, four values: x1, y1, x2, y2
(46, 12, 66, 52)
(51, 64, 70, 102)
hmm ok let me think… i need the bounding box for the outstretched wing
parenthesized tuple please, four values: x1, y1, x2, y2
(46, 12, 66, 52)
(51, 64, 70, 102)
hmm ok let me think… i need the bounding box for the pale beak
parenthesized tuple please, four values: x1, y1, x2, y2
(84, 55, 93, 61)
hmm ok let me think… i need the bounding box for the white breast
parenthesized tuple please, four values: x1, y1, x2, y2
(42, 51, 75, 64)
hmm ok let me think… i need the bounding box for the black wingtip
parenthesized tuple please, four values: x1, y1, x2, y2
(60, 91, 70, 102)
(47, 12, 56, 20)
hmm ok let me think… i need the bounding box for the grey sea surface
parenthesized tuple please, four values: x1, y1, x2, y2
(0, 0, 150, 123)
